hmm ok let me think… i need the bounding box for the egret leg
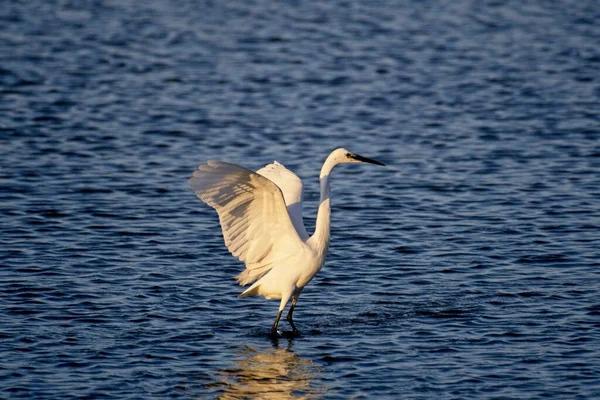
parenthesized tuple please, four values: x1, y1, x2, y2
(271, 290, 293, 336)
(286, 289, 302, 336)
(269, 288, 297, 336)
(270, 310, 283, 336)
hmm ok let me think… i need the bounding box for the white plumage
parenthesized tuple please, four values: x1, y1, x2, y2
(256, 161, 309, 241)
(189, 148, 384, 335)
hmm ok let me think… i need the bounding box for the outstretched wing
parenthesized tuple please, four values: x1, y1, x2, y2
(189, 160, 305, 285)
(256, 161, 309, 241)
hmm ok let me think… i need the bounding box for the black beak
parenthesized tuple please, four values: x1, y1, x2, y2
(351, 153, 385, 166)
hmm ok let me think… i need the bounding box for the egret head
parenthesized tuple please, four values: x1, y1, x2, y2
(333, 148, 385, 166)
(321, 148, 385, 178)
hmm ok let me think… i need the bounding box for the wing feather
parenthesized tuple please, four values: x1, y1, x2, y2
(189, 160, 305, 285)
(256, 161, 309, 240)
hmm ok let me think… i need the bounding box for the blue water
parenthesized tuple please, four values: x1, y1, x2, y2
(1, 0, 600, 398)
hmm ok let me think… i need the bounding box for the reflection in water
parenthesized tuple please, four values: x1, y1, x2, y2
(216, 342, 325, 399)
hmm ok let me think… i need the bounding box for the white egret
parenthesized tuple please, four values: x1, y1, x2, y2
(189, 148, 384, 335)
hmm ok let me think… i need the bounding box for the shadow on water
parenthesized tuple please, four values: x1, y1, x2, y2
(211, 338, 326, 399)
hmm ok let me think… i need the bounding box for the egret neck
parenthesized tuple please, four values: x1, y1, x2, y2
(310, 155, 338, 256)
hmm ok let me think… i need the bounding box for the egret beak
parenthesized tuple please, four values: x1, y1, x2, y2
(351, 153, 385, 166)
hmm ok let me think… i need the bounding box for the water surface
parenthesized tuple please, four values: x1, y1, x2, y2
(1, 0, 599, 398)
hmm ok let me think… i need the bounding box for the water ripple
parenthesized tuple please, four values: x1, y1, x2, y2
(1, 0, 600, 398)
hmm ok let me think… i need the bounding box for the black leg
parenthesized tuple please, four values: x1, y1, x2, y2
(270, 310, 283, 336)
(286, 294, 301, 336)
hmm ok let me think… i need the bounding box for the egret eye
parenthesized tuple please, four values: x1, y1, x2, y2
(346, 152, 351, 158)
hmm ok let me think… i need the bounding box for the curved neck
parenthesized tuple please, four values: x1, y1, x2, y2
(312, 175, 331, 251)
(311, 158, 337, 253)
